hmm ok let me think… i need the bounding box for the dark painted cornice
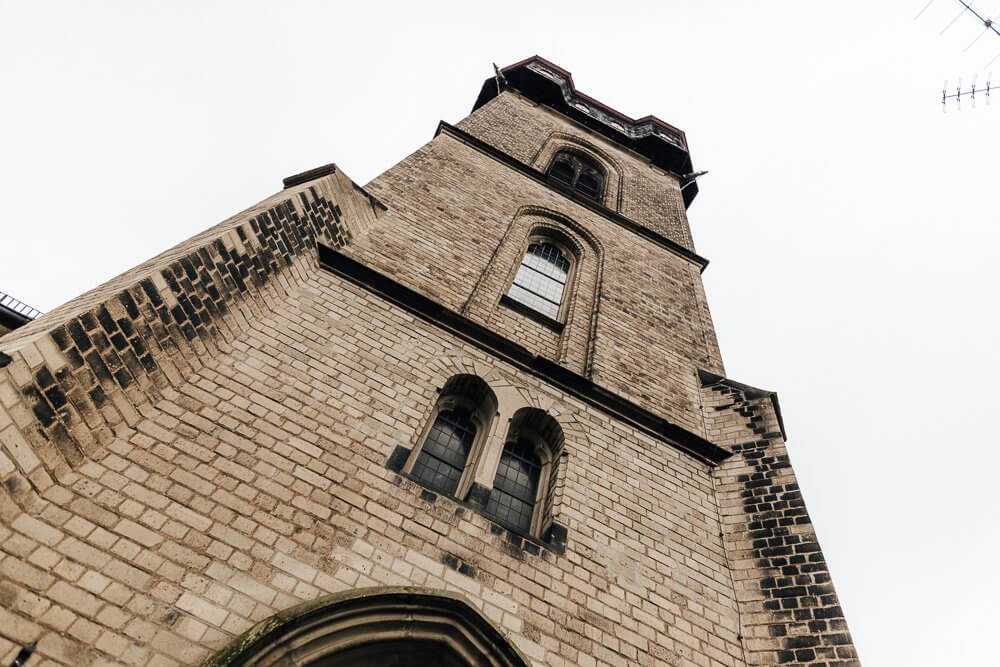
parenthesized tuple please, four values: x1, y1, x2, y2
(473, 56, 699, 206)
(318, 243, 731, 465)
(435, 122, 709, 273)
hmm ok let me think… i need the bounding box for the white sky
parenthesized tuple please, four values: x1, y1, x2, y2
(2, 2, 998, 665)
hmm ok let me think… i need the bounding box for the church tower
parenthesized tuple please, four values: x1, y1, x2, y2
(0, 58, 859, 666)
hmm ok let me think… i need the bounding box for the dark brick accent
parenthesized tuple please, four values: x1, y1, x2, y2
(5, 185, 359, 487)
(385, 445, 411, 472)
(708, 380, 859, 665)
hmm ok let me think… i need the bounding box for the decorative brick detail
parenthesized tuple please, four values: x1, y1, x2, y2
(0, 170, 380, 502)
(705, 379, 860, 666)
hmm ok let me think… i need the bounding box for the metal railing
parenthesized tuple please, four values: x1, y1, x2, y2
(0, 290, 42, 321)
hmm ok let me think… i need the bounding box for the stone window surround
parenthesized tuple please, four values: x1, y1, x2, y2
(546, 149, 607, 202)
(401, 375, 499, 502)
(392, 373, 566, 545)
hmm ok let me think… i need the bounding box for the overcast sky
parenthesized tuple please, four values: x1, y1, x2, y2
(2, 2, 998, 665)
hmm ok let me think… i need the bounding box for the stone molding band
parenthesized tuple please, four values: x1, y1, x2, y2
(317, 242, 731, 465)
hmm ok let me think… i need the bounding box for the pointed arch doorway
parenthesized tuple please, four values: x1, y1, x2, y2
(203, 587, 529, 667)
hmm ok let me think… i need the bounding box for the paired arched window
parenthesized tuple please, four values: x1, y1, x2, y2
(405, 378, 564, 540)
(507, 242, 571, 320)
(486, 437, 541, 533)
(410, 408, 476, 496)
(547, 150, 605, 201)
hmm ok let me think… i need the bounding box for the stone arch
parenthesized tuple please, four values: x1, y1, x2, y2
(532, 132, 626, 211)
(516, 207, 604, 374)
(422, 354, 512, 395)
(203, 587, 530, 667)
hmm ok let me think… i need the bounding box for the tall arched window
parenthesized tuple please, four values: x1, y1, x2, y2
(487, 408, 564, 536)
(507, 242, 571, 320)
(486, 438, 541, 533)
(405, 375, 497, 499)
(547, 150, 605, 201)
(410, 408, 476, 496)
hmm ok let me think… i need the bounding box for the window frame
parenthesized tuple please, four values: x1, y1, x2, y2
(546, 150, 606, 202)
(486, 427, 555, 537)
(504, 235, 578, 325)
(404, 391, 496, 501)
(396, 377, 567, 546)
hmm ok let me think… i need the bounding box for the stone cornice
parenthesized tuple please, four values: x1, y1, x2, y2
(318, 243, 731, 465)
(473, 56, 699, 205)
(435, 122, 710, 273)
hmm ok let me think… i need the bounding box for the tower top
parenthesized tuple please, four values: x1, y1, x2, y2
(473, 56, 697, 201)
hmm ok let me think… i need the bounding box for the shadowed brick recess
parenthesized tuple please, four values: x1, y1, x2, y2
(0, 56, 857, 666)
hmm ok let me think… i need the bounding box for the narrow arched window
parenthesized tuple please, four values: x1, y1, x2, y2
(405, 374, 498, 499)
(486, 408, 565, 537)
(508, 242, 570, 320)
(547, 151, 605, 201)
(410, 408, 476, 496)
(486, 438, 541, 533)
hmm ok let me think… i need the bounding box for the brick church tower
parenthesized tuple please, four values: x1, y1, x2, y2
(0, 57, 859, 666)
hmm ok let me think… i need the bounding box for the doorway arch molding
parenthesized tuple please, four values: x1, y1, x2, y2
(202, 586, 530, 667)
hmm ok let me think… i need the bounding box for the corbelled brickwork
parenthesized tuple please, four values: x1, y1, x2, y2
(0, 57, 857, 667)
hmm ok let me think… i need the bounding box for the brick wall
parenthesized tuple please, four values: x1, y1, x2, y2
(0, 70, 857, 667)
(704, 379, 859, 666)
(361, 130, 723, 437)
(0, 189, 747, 665)
(456, 91, 695, 250)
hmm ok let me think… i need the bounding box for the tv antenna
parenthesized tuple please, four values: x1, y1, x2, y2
(942, 72, 994, 110)
(920, 1, 1000, 109)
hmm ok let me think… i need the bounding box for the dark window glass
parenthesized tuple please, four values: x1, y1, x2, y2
(546, 151, 604, 201)
(486, 438, 541, 533)
(508, 243, 569, 319)
(576, 172, 601, 199)
(550, 159, 575, 185)
(411, 409, 475, 495)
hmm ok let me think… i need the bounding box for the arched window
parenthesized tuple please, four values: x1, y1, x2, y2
(405, 375, 497, 499)
(410, 408, 476, 496)
(487, 408, 564, 537)
(507, 242, 571, 320)
(486, 438, 541, 533)
(547, 150, 605, 201)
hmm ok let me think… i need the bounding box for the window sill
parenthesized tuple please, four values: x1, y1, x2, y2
(386, 444, 567, 555)
(499, 295, 565, 333)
